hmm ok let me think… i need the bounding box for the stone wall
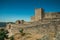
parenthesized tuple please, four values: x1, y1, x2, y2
(31, 8, 60, 22)
(31, 8, 44, 22)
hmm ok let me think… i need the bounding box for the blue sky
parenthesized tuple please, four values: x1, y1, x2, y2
(0, 0, 60, 22)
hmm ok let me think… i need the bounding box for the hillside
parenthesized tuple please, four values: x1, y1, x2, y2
(0, 22, 15, 27)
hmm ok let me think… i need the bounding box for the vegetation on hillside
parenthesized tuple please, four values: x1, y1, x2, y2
(0, 29, 9, 40)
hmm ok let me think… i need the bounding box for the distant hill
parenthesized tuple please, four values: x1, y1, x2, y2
(0, 22, 15, 27)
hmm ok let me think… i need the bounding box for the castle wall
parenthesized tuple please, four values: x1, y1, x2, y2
(44, 12, 60, 19)
(31, 16, 35, 22)
(35, 8, 44, 21)
(31, 8, 60, 22)
(31, 8, 44, 22)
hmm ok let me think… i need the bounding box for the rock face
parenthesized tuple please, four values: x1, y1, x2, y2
(6, 8, 60, 40)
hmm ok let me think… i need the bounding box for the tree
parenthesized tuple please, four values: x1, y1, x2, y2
(0, 29, 9, 40)
(19, 28, 25, 36)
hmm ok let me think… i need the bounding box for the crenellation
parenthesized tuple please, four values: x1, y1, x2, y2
(31, 8, 60, 22)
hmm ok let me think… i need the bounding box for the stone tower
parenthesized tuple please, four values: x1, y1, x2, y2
(35, 8, 44, 21)
(31, 8, 44, 22)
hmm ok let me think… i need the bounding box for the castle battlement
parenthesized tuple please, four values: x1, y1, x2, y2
(31, 8, 60, 22)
